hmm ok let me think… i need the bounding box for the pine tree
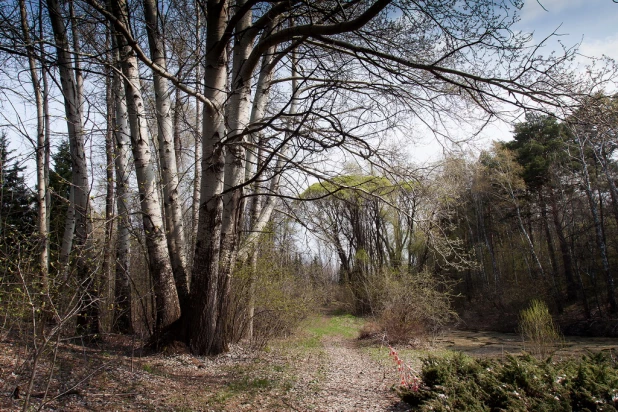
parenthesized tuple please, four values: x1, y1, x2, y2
(48, 140, 72, 254)
(0, 132, 36, 239)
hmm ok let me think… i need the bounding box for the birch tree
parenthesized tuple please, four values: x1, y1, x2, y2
(47, 0, 98, 335)
(19, 0, 49, 292)
(110, 0, 181, 333)
(82, 0, 592, 354)
(111, 43, 133, 333)
(143, 0, 189, 307)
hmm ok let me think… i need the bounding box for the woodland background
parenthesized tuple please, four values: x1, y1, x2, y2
(0, 0, 617, 367)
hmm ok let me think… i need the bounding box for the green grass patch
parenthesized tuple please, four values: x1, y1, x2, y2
(398, 351, 618, 411)
(290, 313, 364, 351)
(228, 376, 274, 392)
(304, 314, 364, 339)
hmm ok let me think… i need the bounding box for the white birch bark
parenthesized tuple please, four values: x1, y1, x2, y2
(242, 49, 296, 338)
(215, 0, 254, 346)
(47, 0, 98, 335)
(245, 47, 276, 219)
(103, 65, 116, 330)
(40, 6, 51, 276)
(47, 0, 90, 267)
(111, 43, 133, 332)
(221, 0, 253, 260)
(143, 0, 189, 307)
(240, 48, 276, 340)
(19, 0, 49, 291)
(111, 0, 180, 332)
(191, 0, 202, 271)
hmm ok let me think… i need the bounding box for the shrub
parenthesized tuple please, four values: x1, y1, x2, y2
(519, 299, 562, 356)
(397, 352, 618, 411)
(228, 243, 321, 348)
(358, 270, 457, 344)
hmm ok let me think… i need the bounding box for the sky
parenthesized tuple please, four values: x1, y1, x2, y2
(4, 1, 618, 174)
(407, 0, 618, 164)
(517, 0, 618, 62)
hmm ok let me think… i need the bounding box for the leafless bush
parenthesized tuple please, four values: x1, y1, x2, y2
(353, 270, 457, 344)
(0, 238, 102, 411)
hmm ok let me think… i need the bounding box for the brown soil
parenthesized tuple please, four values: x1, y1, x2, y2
(0, 325, 410, 411)
(3, 321, 613, 411)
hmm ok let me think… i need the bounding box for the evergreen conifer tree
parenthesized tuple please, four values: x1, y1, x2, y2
(0, 132, 35, 239)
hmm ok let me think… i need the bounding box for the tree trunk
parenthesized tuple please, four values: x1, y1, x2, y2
(186, 0, 228, 355)
(173, 87, 183, 171)
(47, 0, 98, 337)
(216, 4, 254, 350)
(111, 0, 180, 333)
(19, 0, 49, 292)
(111, 42, 133, 333)
(54, 0, 75, 280)
(241, 47, 277, 340)
(40, 1, 51, 289)
(143, 0, 189, 308)
(504, 180, 545, 281)
(548, 186, 577, 301)
(190, 0, 202, 272)
(483, 202, 500, 288)
(540, 192, 563, 312)
(575, 133, 617, 313)
(103, 49, 116, 331)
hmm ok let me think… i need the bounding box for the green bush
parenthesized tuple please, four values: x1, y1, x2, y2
(519, 299, 562, 356)
(398, 352, 618, 411)
(228, 242, 321, 348)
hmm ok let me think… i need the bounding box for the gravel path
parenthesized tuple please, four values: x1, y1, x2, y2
(301, 336, 411, 411)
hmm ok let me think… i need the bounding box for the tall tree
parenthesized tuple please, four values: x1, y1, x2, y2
(566, 119, 618, 314)
(506, 115, 578, 302)
(47, 0, 98, 336)
(110, 0, 181, 333)
(111, 41, 133, 333)
(143, 0, 189, 307)
(19, 0, 49, 291)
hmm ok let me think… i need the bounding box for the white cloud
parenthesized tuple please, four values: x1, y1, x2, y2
(519, 0, 586, 24)
(579, 34, 618, 61)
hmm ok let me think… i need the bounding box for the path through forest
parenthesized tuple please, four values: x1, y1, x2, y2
(3, 313, 615, 410)
(0, 314, 411, 411)
(298, 334, 410, 411)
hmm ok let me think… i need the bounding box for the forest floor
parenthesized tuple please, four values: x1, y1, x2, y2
(1, 313, 616, 411)
(0, 314, 409, 411)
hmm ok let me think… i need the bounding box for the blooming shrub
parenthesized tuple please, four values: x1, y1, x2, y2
(388, 346, 420, 391)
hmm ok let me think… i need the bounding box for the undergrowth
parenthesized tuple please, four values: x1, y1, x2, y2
(398, 351, 618, 411)
(519, 299, 562, 356)
(305, 314, 363, 339)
